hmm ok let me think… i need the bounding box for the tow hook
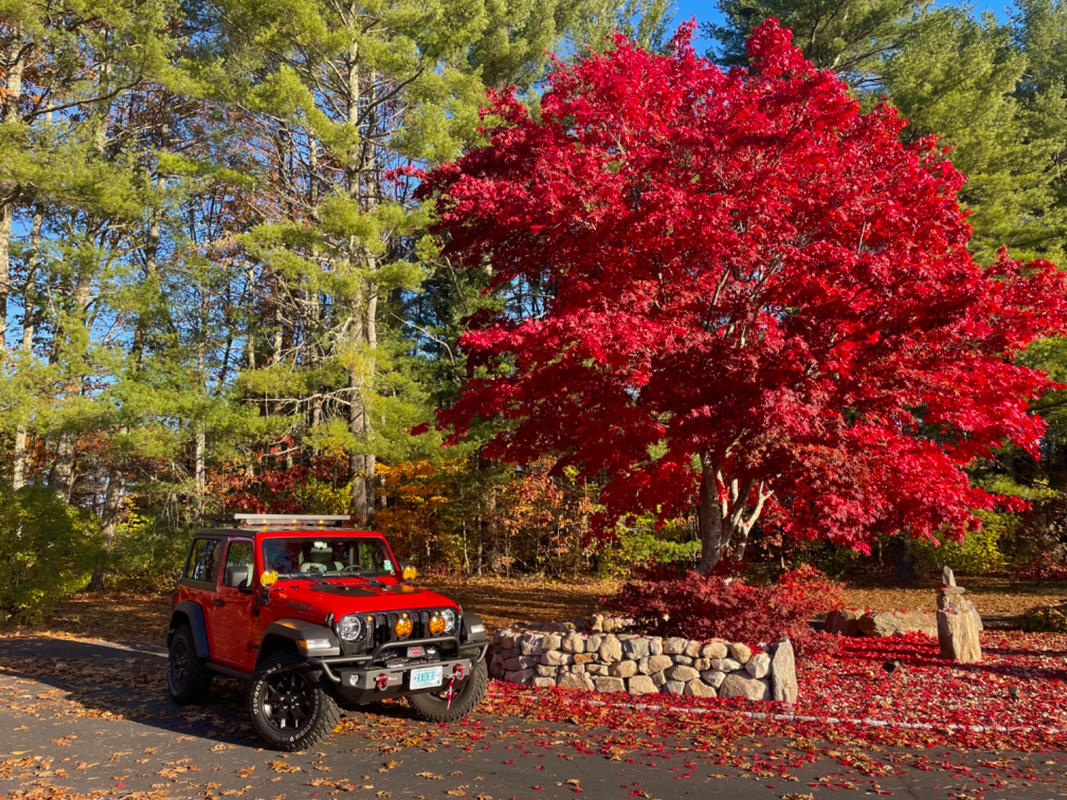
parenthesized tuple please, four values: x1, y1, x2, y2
(375, 673, 390, 691)
(445, 665, 465, 711)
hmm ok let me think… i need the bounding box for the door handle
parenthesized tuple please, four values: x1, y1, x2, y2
(212, 598, 225, 607)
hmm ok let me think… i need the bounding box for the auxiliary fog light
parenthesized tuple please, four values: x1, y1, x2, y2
(394, 612, 413, 637)
(428, 611, 446, 635)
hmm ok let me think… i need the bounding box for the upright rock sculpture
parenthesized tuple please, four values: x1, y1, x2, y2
(936, 566, 982, 663)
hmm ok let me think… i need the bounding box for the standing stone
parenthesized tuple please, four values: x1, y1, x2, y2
(728, 642, 753, 663)
(942, 565, 956, 587)
(719, 673, 770, 701)
(937, 608, 982, 663)
(769, 638, 798, 703)
(938, 586, 983, 631)
(745, 652, 771, 679)
(628, 675, 658, 694)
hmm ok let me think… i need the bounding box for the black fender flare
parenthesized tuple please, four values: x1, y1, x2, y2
(461, 612, 487, 645)
(257, 619, 341, 668)
(168, 601, 210, 660)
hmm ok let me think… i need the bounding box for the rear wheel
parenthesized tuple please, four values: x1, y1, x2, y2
(409, 659, 488, 722)
(167, 624, 212, 703)
(248, 651, 340, 751)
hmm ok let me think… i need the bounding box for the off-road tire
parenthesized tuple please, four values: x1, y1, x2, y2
(409, 659, 488, 722)
(167, 624, 212, 704)
(248, 651, 340, 751)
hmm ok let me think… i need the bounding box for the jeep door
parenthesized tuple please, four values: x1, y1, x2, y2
(208, 537, 257, 669)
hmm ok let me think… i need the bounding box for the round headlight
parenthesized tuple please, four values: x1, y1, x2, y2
(337, 613, 365, 642)
(441, 607, 457, 634)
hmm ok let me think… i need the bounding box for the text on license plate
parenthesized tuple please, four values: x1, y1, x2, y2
(409, 665, 443, 689)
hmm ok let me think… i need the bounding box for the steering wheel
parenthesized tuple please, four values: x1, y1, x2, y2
(300, 562, 327, 573)
(339, 564, 363, 575)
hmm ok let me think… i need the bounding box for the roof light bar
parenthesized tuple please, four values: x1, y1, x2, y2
(233, 513, 352, 528)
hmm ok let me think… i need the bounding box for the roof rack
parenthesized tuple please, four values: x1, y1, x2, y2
(233, 513, 352, 529)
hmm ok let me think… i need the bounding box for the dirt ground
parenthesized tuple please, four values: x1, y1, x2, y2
(13, 574, 1066, 644)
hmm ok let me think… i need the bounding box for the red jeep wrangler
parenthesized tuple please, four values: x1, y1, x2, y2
(166, 514, 488, 750)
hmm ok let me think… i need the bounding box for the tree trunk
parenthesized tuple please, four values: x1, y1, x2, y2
(89, 468, 123, 591)
(695, 456, 726, 575)
(14, 208, 43, 489)
(694, 454, 771, 575)
(50, 435, 76, 502)
(0, 37, 25, 350)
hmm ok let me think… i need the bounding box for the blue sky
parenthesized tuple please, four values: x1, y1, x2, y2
(669, 0, 1018, 53)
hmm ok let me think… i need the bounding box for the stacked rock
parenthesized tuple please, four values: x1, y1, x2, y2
(489, 622, 798, 703)
(936, 566, 982, 663)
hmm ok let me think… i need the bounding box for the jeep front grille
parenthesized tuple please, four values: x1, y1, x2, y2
(338, 608, 452, 657)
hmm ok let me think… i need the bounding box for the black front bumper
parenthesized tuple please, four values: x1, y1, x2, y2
(309, 637, 488, 705)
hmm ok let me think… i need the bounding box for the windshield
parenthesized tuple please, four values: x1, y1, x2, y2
(261, 536, 396, 579)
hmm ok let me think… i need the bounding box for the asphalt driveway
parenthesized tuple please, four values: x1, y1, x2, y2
(0, 635, 1063, 800)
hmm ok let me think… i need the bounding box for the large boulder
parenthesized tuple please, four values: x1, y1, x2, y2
(858, 610, 936, 637)
(824, 607, 865, 636)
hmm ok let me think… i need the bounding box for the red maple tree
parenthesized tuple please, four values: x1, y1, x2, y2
(419, 20, 1067, 573)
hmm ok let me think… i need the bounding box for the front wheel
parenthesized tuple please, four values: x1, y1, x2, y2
(248, 651, 340, 751)
(409, 659, 488, 722)
(167, 624, 212, 704)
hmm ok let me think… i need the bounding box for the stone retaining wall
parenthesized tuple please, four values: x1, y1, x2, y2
(489, 621, 798, 703)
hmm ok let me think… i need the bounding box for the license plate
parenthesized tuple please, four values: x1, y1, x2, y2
(409, 665, 443, 690)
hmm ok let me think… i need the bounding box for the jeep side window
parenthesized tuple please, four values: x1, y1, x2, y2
(186, 537, 221, 584)
(223, 540, 254, 588)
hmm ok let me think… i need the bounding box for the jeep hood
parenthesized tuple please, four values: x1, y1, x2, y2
(271, 580, 459, 617)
